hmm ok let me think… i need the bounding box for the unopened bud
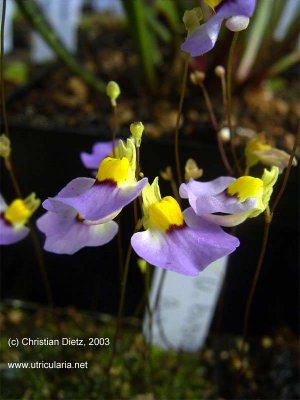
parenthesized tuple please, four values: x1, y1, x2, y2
(106, 81, 120, 107)
(183, 7, 203, 35)
(24, 193, 41, 214)
(185, 158, 203, 181)
(190, 71, 206, 85)
(261, 337, 273, 349)
(215, 65, 225, 77)
(225, 16, 250, 32)
(130, 122, 144, 148)
(137, 258, 148, 274)
(0, 134, 11, 159)
(160, 166, 173, 181)
(218, 127, 231, 142)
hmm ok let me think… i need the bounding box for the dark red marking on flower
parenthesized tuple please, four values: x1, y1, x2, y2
(95, 179, 117, 187)
(0, 212, 12, 226)
(76, 214, 84, 222)
(167, 222, 186, 234)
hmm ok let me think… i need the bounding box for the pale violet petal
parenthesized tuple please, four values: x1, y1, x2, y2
(56, 178, 148, 221)
(180, 178, 256, 215)
(43, 177, 95, 212)
(80, 141, 118, 170)
(0, 219, 29, 245)
(217, 0, 256, 19)
(181, 0, 256, 57)
(181, 14, 223, 57)
(202, 211, 250, 227)
(131, 208, 239, 276)
(36, 210, 118, 255)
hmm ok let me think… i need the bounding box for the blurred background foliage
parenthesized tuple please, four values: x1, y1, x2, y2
(9, 0, 300, 93)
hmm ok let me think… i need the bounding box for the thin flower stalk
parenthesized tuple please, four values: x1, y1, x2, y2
(199, 81, 233, 176)
(0, 0, 9, 138)
(174, 53, 190, 186)
(227, 32, 242, 176)
(108, 84, 123, 279)
(239, 129, 300, 372)
(0, 0, 53, 307)
(107, 220, 142, 373)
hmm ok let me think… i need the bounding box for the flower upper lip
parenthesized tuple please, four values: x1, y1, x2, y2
(181, 0, 256, 57)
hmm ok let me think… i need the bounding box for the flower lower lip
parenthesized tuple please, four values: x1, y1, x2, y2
(82, 210, 122, 226)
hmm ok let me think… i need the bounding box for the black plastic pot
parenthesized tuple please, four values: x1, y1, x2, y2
(1, 66, 299, 337)
(1, 123, 299, 337)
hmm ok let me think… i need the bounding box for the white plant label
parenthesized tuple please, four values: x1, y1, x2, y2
(144, 256, 228, 352)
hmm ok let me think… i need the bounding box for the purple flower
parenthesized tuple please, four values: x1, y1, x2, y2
(37, 179, 118, 255)
(179, 176, 256, 215)
(181, 0, 256, 57)
(0, 193, 40, 245)
(131, 179, 239, 276)
(55, 139, 147, 221)
(80, 140, 119, 170)
(180, 167, 279, 227)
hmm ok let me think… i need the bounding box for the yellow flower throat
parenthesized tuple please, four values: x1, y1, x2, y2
(4, 199, 31, 225)
(227, 176, 263, 202)
(205, 0, 223, 10)
(148, 196, 184, 232)
(96, 156, 130, 184)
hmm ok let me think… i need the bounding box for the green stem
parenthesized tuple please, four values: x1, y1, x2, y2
(145, 266, 153, 347)
(239, 130, 300, 373)
(112, 106, 118, 156)
(107, 243, 132, 373)
(1, 1, 53, 308)
(107, 220, 142, 373)
(200, 82, 219, 131)
(144, 265, 154, 391)
(199, 82, 233, 175)
(227, 32, 242, 176)
(15, 0, 106, 93)
(0, 0, 9, 137)
(174, 53, 189, 186)
(110, 104, 123, 282)
(219, 70, 228, 125)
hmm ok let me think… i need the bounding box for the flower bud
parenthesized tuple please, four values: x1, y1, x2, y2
(190, 71, 206, 85)
(225, 16, 250, 32)
(183, 7, 203, 35)
(130, 122, 144, 148)
(261, 336, 273, 349)
(137, 258, 148, 274)
(184, 158, 203, 181)
(215, 65, 225, 77)
(106, 81, 120, 107)
(0, 134, 11, 159)
(160, 166, 173, 181)
(218, 127, 231, 143)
